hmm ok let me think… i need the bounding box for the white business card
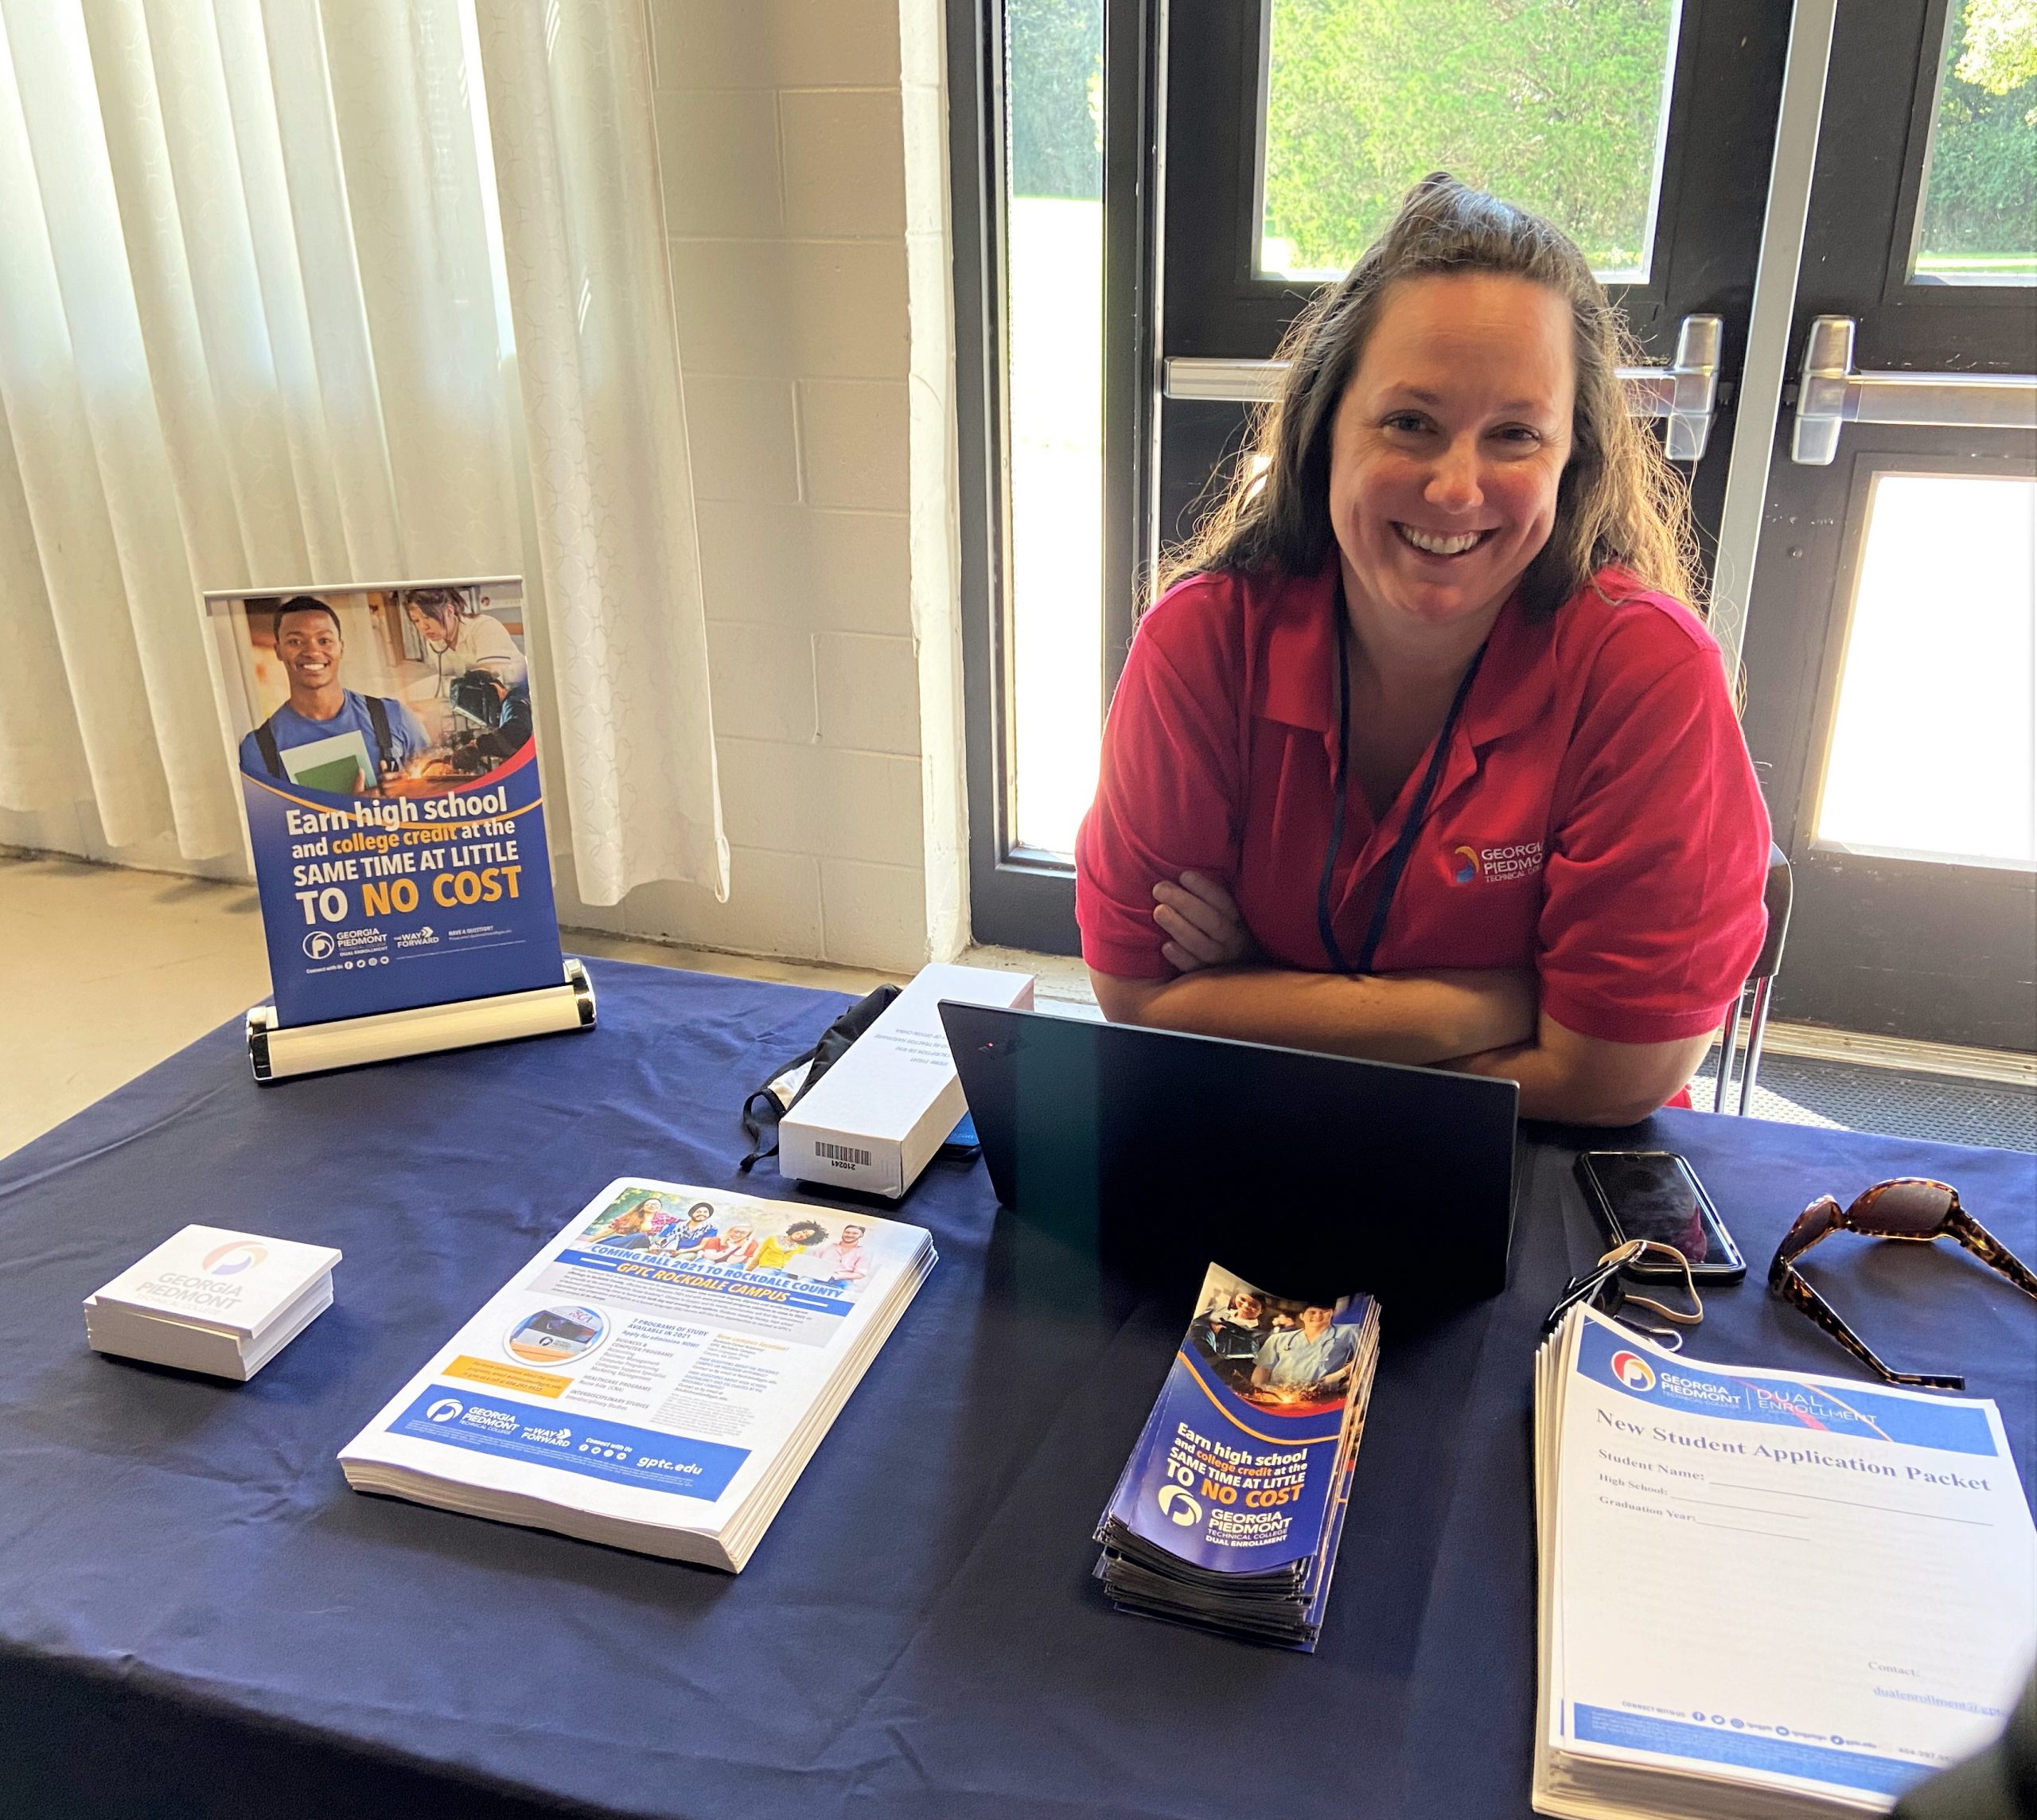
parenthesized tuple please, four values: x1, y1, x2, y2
(87, 1224, 342, 1340)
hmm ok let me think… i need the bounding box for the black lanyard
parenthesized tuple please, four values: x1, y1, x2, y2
(1315, 598, 1486, 976)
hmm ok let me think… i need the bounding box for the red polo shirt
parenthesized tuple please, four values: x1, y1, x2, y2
(1076, 563, 1771, 1046)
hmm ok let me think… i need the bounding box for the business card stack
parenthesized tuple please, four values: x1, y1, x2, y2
(1095, 1265, 1381, 1650)
(84, 1225, 341, 1381)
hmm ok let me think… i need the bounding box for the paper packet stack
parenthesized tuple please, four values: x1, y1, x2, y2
(84, 1225, 341, 1380)
(1533, 1306, 2037, 1818)
(1094, 1263, 1381, 1650)
(340, 1179, 934, 1572)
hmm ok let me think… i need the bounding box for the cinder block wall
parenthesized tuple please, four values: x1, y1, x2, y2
(560, 0, 964, 972)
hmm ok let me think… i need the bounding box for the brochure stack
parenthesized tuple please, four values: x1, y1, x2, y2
(341, 1179, 933, 1572)
(1533, 1307, 2037, 1818)
(1093, 1263, 1381, 1650)
(84, 1225, 341, 1381)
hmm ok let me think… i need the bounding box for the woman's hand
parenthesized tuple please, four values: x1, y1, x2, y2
(1152, 871, 1259, 973)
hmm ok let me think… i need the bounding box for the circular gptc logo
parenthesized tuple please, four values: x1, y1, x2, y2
(426, 1399, 463, 1423)
(1156, 1485, 1202, 1526)
(201, 1241, 269, 1276)
(1610, 1350, 1656, 1393)
(302, 931, 335, 960)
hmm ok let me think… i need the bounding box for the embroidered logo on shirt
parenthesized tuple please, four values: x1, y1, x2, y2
(1451, 840, 1544, 884)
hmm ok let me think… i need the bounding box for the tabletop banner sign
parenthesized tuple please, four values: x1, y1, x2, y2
(200, 577, 593, 1080)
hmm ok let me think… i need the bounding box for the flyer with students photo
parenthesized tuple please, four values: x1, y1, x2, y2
(339, 1179, 937, 1569)
(201, 578, 564, 1027)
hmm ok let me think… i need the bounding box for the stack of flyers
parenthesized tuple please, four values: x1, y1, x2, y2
(1094, 1262, 1382, 1650)
(1533, 1306, 2037, 1818)
(84, 1225, 341, 1381)
(340, 1179, 933, 1572)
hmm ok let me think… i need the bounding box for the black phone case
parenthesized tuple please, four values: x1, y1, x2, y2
(1573, 1150, 1747, 1283)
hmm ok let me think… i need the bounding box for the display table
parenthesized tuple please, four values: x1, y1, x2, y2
(1, 959, 2031, 1820)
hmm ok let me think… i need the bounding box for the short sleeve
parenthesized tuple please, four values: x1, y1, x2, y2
(1074, 581, 1247, 979)
(1537, 638, 1771, 1045)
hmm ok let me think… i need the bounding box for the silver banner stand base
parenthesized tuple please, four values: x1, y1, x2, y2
(247, 958, 595, 1083)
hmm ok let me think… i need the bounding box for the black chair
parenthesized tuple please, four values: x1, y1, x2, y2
(1713, 843, 1794, 1117)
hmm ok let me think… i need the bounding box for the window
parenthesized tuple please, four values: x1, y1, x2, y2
(1258, 0, 1685, 283)
(1815, 473, 2036, 867)
(1910, 0, 2037, 284)
(1004, 0, 1107, 858)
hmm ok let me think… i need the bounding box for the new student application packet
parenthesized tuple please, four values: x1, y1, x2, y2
(1533, 1306, 2037, 1819)
(341, 1179, 933, 1571)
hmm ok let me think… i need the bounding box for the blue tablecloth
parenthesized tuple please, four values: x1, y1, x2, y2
(1, 959, 2031, 1820)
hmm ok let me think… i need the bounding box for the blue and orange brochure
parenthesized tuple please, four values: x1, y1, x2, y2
(1095, 1262, 1381, 1650)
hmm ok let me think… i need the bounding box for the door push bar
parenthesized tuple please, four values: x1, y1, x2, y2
(1161, 314, 1725, 461)
(1620, 314, 1723, 462)
(1790, 314, 2037, 465)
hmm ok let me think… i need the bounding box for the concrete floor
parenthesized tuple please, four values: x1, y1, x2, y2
(0, 852, 925, 1161)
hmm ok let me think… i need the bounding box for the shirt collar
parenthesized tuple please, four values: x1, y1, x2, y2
(1254, 562, 1552, 752)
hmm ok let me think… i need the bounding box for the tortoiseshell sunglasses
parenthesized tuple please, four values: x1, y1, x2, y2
(1768, 1178, 2037, 1391)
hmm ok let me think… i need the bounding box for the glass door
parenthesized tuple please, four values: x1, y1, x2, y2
(1155, 0, 1793, 615)
(954, 0, 2035, 1040)
(1738, 0, 2036, 1049)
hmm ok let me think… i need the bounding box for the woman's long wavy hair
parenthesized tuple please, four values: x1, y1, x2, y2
(1158, 173, 1702, 618)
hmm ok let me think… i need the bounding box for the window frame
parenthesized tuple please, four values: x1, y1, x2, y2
(1883, 0, 2037, 311)
(1799, 447, 2037, 873)
(1162, 0, 1732, 368)
(952, 0, 1163, 954)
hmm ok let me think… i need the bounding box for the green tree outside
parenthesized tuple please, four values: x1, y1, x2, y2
(1260, 0, 1680, 279)
(1917, 0, 2037, 275)
(1001, 0, 2035, 279)
(1007, 0, 1103, 199)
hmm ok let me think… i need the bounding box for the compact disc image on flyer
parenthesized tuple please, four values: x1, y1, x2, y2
(507, 1306, 607, 1366)
(199, 578, 567, 1027)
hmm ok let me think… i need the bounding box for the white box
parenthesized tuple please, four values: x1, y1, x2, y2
(780, 963, 1034, 1198)
(84, 1224, 341, 1380)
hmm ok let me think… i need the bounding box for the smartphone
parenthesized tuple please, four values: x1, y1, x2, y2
(1573, 1151, 1747, 1282)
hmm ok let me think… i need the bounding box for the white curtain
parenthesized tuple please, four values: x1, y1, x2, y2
(474, 0, 726, 905)
(0, 0, 726, 905)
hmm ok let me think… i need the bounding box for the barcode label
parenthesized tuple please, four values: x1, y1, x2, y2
(816, 1141, 871, 1167)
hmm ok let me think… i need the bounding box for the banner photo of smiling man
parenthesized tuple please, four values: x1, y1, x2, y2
(201, 578, 592, 1079)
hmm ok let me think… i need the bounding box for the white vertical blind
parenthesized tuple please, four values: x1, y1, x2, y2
(473, 0, 726, 905)
(0, 0, 725, 905)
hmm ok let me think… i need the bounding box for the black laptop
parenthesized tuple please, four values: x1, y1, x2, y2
(937, 1003, 1520, 1311)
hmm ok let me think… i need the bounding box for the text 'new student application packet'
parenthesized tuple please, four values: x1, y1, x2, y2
(1534, 1306, 2036, 1819)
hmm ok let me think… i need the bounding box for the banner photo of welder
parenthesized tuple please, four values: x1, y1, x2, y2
(201, 577, 566, 1029)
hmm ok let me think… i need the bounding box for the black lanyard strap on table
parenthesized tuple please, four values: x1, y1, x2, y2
(1316, 596, 1486, 976)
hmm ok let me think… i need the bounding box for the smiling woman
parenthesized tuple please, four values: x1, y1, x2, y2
(1076, 175, 1774, 1125)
